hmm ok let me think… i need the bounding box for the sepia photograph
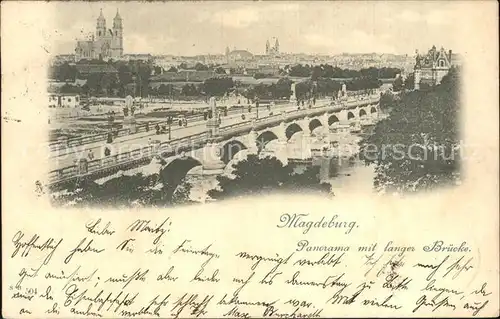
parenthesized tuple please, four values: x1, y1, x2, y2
(2, 1, 498, 318)
(46, 2, 461, 208)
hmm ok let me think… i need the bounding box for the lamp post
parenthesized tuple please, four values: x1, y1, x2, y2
(255, 97, 260, 119)
(167, 116, 173, 140)
(170, 85, 173, 107)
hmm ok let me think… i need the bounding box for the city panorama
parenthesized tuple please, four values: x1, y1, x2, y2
(45, 2, 462, 208)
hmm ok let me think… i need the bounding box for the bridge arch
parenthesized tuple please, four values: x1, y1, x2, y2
(370, 106, 377, 114)
(224, 149, 250, 177)
(285, 123, 303, 140)
(160, 156, 202, 200)
(359, 109, 367, 118)
(309, 119, 323, 132)
(328, 115, 339, 126)
(256, 131, 279, 153)
(221, 140, 247, 164)
(347, 111, 355, 120)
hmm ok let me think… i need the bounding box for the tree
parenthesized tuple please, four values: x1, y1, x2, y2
(153, 66, 163, 75)
(378, 91, 397, 112)
(49, 62, 77, 82)
(132, 62, 152, 97)
(86, 73, 102, 96)
(404, 73, 415, 90)
(215, 67, 226, 74)
(253, 73, 268, 79)
(51, 172, 193, 208)
(295, 80, 313, 100)
(316, 78, 341, 98)
(60, 83, 80, 94)
(181, 83, 197, 96)
(392, 76, 404, 92)
(289, 64, 312, 77)
(194, 62, 209, 71)
(100, 73, 118, 96)
(273, 78, 293, 99)
(202, 77, 234, 97)
(359, 67, 461, 193)
(346, 76, 382, 91)
(207, 155, 330, 200)
(311, 66, 323, 81)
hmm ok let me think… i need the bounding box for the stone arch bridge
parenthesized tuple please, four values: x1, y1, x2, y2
(48, 96, 380, 189)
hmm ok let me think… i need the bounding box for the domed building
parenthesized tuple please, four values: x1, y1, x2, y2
(225, 47, 254, 62)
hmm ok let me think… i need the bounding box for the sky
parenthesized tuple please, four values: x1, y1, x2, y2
(48, 1, 466, 56)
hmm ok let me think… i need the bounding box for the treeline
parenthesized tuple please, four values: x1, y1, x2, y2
(288, 64, 401, 79)
(58, 75, 380, 101)
(51, 60, 154, 98)
(243, 78, 292, 100)
(51, 60, 384, 99)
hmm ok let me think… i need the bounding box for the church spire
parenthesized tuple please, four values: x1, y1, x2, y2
(113, 8, 122, 29)
(96, 8, 106, 38)
(98, 9, 105, 21)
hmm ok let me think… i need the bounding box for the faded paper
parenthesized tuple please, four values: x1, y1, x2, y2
(1, 1, 499, 318)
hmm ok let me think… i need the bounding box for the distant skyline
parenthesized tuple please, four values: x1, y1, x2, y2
(48, 1, 466, 56)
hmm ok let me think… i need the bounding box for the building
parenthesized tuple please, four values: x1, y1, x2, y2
(226, 49, 254, 62)
(48, 93, 80, 108)
(124, 53, 153, 63)
(150, 70, 218, 83)
(75, 9, 124, 61)
(414, 45, 453, 89)
(266, 38, 280, 55)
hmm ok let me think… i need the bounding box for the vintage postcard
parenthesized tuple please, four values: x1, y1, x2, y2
(2, 1, 499, 318)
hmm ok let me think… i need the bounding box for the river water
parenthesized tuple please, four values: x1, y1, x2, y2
(185, 129, 377, 203)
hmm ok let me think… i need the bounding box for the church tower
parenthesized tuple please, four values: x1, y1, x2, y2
(113, 9, 123, 57)
(274, 38, 280, 54)
(266, 40, 270, 55)
(96, 9, 106, 39)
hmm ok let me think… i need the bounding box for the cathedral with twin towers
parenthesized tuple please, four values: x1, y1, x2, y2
(266, 38, 280, 55)
(75, 9, 124, 61)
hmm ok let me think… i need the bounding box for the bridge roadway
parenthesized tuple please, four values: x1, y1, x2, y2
(48, 101, 304, 152)
(48, 96, 379, 187)
(50, 101, 327, 170)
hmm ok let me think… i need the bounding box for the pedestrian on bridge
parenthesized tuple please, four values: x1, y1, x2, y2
(107, 132, 113, 143)
(146, 122, 150, 132)
(87, 149, 94, 160)
(155, 123, 160, 135)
